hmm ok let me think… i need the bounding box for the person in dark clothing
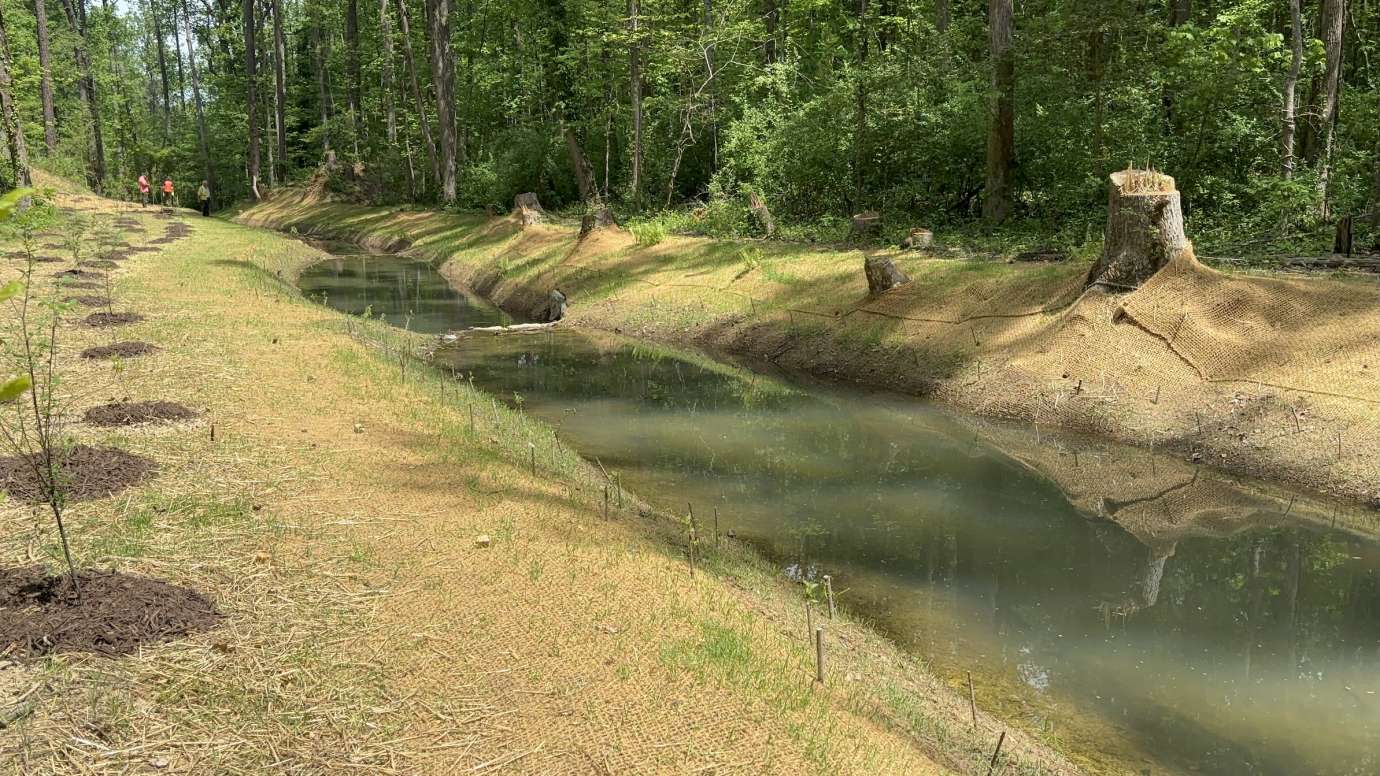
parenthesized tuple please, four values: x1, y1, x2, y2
(197, 181, 211, 216)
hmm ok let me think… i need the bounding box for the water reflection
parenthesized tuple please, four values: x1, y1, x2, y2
(432, 329, 1380, 776)
(297, 241, 510, 333)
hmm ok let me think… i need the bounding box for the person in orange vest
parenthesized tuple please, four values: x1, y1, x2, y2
(137, 174, 150, 207)
(161, 177, 175, 207)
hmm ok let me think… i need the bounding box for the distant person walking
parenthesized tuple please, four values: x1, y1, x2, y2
(137, 174, 150, 207)
(197, 181, 211, 217)
(162, 177, 175, 206)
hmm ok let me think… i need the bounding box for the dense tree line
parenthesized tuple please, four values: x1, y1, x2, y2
(0, 0, 1378, 241)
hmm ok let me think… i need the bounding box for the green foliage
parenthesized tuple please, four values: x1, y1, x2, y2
(629, 221, 665, 247)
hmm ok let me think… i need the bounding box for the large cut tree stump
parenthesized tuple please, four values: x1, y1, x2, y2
(513, 192, 546, 225)
(579, 206, 618, 236)
(1086, 170, 1193, 290)
(748, 192, 775, 237)
(533, 289, 567, 322)
(864, 256, 911, 296)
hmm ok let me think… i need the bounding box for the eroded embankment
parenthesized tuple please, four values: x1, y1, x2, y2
(238, 194, 1380, 507)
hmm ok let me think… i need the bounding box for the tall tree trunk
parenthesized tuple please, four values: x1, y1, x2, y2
(853, 0, 869, 208)
(982, 0, 1014, 223)
(629, 0, 642, 209)
(1281, 0, 1302, 179)
(58, 0, 106, 189)
(564, 123, 598, 205)
(1089, 27, 1107, 180)
(181, 0, 212, 191)
(1161, 0, 1189, 135)
(426, 0, 456, 202)
(345, 0, 363, 153)
(1302, 0, 1344, 166)
(936, 0, 949, 33)
(379, 0, 397, 144)
(271, 0, 287, 180)
(33, 0, 57, 155)
(1308, 0, 1345, 217)
(171, 0, 186, 109)
(762, 0, 778, 65)
(153, 5, 173, 141)
(0, 4, 32, 187)
(243, 0, 261, 198)
(395, 0, 439, 191)
(312, 17, 333, 151)
(703, 0, 718, 170)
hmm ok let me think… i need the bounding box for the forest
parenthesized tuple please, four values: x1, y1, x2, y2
(1, 0, 1379, 248)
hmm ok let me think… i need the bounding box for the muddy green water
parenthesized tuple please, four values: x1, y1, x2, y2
(297, 240, 511, 333)
(300, 254, 1380, 776)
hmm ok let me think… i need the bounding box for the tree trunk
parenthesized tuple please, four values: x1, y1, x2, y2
(153, 5, 172, 141)
(1087, 170, 1192, 290)
(1088, 28, 1107, 179)
(58, 0, 105, 189)
(312, 18, 333, 151)
(425, 0, 457, 202)
(629, 0, 642, 209)
(762, 0, 778, 65)
(1372, 128, 1380, 230)
(180, 0, 212, 193)
(982, 0, 1014, 223)
(379, 0, 397, 144)
(272, 0, 287, 181)
(170, 0, 186, 110)
(243, 0, 261, 198)
(345, 0, 363, 151)
(513, 192, 545, 225)
(33, 0, 57, 155)
(1281, 0, 1302, 179)
(0, 4, 32, 187)
(1307, 0, 1345, 217)
(1301, 0, 1344, 166)
(394, 0, 440, 191)
(564, 123, 598, 204)
(748, 191, 774, 236)
(853, 0, 869, 209)
(936, 0, 949, 33)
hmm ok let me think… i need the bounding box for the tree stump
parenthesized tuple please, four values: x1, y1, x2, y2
(579, 207, 617, 236)
(864, 256, 911, 296)
(1332, 215, 1353, 257)
(899, 228, 933, 250)
(513, 192, 546, 226)
(533, 289, 567, 322)
(1086, 170, 1192, 290)
(850, 211, 881, 241)
(748, 192, 775, 237)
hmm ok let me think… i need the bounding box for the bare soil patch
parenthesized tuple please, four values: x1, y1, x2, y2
(80, 341, 159, 360)
(81, 311, 145, 327)
(58, 281, 101, 290)
(0, 444, 156, 503)
(80, 259, 119, 269)
(0, 565, 219, 657)
(84, 400, 198, 427)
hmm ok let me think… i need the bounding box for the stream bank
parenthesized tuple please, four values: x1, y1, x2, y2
(237, 194, 1380, 509)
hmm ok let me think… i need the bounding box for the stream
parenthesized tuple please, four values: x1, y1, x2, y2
(298, 245, 1380, 776)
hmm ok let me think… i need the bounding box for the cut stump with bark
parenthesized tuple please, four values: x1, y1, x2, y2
(1087, 170, 1194, 290)
(579, 207, 618, 236)
(850, 211, 881, 241)
(533, 289, 567, 322)
(513, 192, 546, 226)
(900, 228, 934, 250)
(864, 256, 911, 296)
(748, 192, 775, 237)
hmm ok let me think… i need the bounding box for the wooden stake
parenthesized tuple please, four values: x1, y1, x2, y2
(986, 731, 1006, 776)
(713, 506, 720, 549)
(529, 443, 536, 475)
(603, 485, 609, 519)
(814, 626, 826, 684)
(469, 402, 475, 432)
(824, 575, 836, 619)
(210, 422, 216, 442)
(805, 600, 813, 640)
(968, 671, 978, 728)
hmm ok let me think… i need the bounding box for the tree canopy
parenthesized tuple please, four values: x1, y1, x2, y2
(1, 0, 1377, 245)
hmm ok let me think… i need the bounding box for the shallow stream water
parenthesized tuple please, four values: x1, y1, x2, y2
(299, 248, 1380, 776)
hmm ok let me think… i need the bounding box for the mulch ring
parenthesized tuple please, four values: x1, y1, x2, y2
(81, 341, 159, 360)
(58, 281, 101, 290)
(65, 295, 112, 308)
(79, 259, 120, 269)
(84, 401, 198, 427)
(0, 565, 220, 658)
(0, 445, 156, 504)
(53, 268, 105, 280)
(81, 312, 145, 328)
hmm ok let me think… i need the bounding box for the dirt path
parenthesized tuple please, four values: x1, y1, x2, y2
(0, 189, 1091, 772)
(238, 197, 1380, 510)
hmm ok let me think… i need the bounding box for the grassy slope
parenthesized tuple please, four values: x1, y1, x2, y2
(239, 196, 1380, 507)
(0, 192, 1095, 772)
